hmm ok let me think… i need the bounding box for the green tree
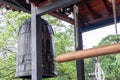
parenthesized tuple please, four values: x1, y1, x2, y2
(0, 9, 30, 80)
(98, 34, 120, 80)
(85, 34, 120, 80)
(0, 10, 76, 80)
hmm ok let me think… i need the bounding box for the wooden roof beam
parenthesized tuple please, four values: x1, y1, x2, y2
(26, 0, 55, 7)
(0, 0, 22, 11)
(37, 0, 55, 8)
(36, 0, 81, 15)
(99, 0, 110, 16)
(85, 3, 100, 19)
(103, 0, 112, 14)
(49, 12, 74, 25)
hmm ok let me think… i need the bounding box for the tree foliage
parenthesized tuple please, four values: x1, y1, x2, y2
(98, 34, 120, 80)
(85, 34, 120, 80)
(0, 9, 30, 80)
(0, 10, 76, 80)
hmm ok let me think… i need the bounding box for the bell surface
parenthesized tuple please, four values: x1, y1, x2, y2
(16, 18, 57, 79)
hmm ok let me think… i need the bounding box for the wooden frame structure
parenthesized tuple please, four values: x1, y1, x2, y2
(0, 0, 120, 80)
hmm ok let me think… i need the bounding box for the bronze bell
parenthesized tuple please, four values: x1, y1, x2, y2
(16, 18, 57, 78)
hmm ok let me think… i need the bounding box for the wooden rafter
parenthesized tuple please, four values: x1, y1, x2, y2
(26, 0, 55, 7)
(103, 0, 112, 14)
(49, 11, 74, 25)
(37, 0, 55, 8)
(99, 0, 110, 16)
(0, 0, 22, 11)
(85, 3, 100, 19)
(88, 13, 118, 24)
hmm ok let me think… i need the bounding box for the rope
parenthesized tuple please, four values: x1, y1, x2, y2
(94, 57, 105, 80)
(73, 5, 79, 48)
(111, 0, 119, 42)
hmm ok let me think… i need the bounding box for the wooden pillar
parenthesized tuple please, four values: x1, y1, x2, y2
(74, 5, 85, 80)
(31, 5, 42, 80)
(75, 26, 85, 80)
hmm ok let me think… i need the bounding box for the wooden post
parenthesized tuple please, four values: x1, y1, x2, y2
(31, 5, 42, 80)
(74, 5, 85, 80)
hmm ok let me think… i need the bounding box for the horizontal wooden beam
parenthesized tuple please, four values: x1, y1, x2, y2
(56, 43, 120, 63)
(82, 15, 120, 32)
(49, 12, 75, 25)
(36, 0, 81, 15)
(0, 0, 21, 11)
(0, 0, 30, 12)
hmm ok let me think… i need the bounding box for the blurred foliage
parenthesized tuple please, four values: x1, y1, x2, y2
(85, 34, 120, 80)
(98, 35, 120, 80)
(0, 9, 30, 80)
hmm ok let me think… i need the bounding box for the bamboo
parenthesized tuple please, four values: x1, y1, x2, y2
(56, 43, 120, 63)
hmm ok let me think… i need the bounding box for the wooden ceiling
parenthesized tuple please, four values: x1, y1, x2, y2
(49, 0, 120, 25)
(0, 0, 120, 32)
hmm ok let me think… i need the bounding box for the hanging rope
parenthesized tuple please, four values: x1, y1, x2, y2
(73, 5, 79, 48)
(111, 0, 119, 42)
(94, 57, 105, 80)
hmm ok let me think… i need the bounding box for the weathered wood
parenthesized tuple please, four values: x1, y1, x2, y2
(56, 43, 120, 63)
